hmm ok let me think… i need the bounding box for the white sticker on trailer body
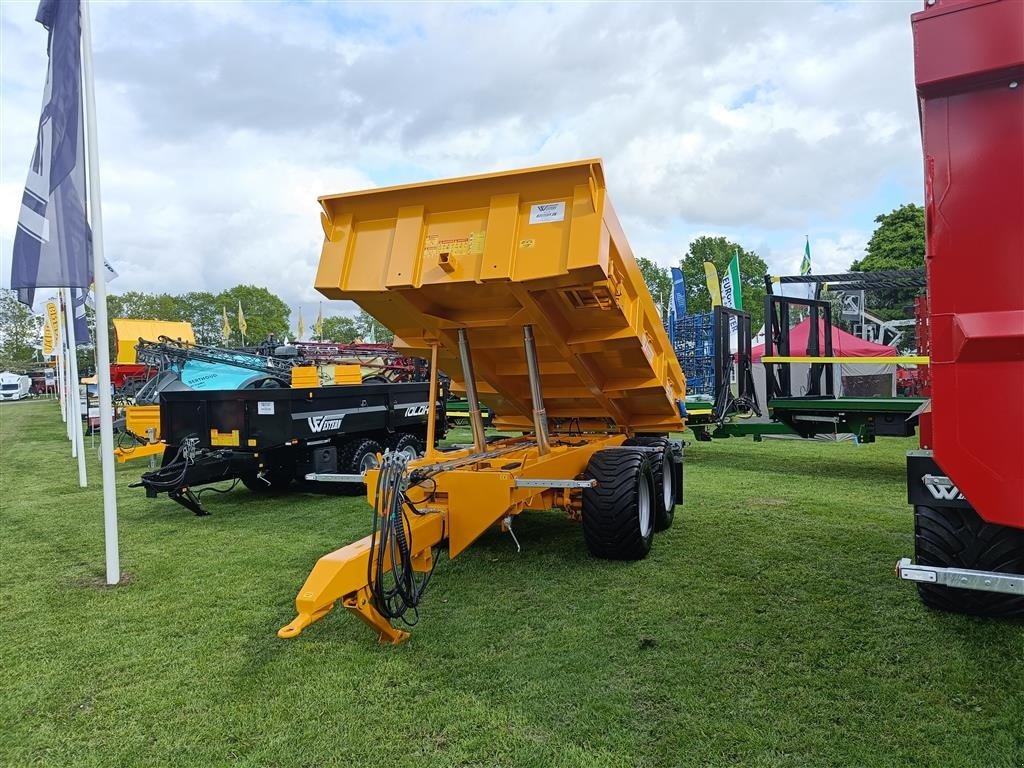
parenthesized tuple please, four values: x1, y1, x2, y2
(257, 401, 275, 415)
(529, 201, 565, 224)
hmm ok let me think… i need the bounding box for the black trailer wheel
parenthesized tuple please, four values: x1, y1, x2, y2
(914, 504, 1024, 617)
(581, 449, 656, 560)
(623, 437, 676, 531)
(241, 460, 295, 494)
(334, 437, 384, 495)
(386, 432, 424, 462)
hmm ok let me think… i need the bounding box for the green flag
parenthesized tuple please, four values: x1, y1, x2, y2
(722, 250, 742, 310)
(801, 236, 812, 275)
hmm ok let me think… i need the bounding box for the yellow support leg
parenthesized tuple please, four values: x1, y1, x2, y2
(343, 588, 410, 645)
(278, 510, 445, 642)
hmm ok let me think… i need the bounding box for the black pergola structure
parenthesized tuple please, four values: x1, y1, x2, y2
(765, 268, 926, 299)
(762, 295, 836, 401)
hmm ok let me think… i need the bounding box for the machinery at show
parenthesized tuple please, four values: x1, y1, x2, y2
(278, 159, 686, 643)
(684, 290, 929, 443)
(113, 330, 433, 464)
(128, 0, 1024, 637)
(135, 379, 446, 515)
(894, 0, 1024, 615)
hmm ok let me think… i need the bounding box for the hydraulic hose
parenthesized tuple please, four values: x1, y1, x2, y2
(366, 450, 437, 626)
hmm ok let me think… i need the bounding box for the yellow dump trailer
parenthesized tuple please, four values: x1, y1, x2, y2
(282, 159, 687, 643)
(315, 158, 685, 432)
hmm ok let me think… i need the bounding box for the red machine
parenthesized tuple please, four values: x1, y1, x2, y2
(285, 341, 426, 382)
(898, 0, 1024, 614)
(109, 363, 155, 396)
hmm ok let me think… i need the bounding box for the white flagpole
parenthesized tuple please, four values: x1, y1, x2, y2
(63, 326, 75, 440)
(81, 0, 120, 585)
(54, 313, 67, 424)
(63, 287, 88, 486)
(63, 336, 73, 436)
(60, 294, 76, 446)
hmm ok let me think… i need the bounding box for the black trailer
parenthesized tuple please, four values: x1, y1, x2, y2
(137, 382, 446, 514)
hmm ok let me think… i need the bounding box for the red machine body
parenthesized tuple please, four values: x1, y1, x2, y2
(912, 0, 1024, 529)
(109, 364, 154, 389)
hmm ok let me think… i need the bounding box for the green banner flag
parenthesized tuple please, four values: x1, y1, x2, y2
(722, 250, 742, 310)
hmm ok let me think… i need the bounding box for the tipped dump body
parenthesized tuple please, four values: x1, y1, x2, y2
(314, 159, 686, 432)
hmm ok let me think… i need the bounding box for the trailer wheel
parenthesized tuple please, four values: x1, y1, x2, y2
(386, 432, 424, 462)
(335, 437, 384, 495)
(581, 449, 656, 560)
(914, 504, 1024, 617)
(624, 437, 675, 531)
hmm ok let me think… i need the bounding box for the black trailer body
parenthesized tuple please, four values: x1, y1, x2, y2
(138, 382, 446, 515)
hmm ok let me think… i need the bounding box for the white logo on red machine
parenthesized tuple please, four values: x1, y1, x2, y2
(307, 414, 344, 433)
(923, 474, 965, 501)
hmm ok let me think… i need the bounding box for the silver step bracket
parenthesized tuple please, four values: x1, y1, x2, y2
(305, 472, 366, 483)
(896, 558, 1024, 595)
(513, 478, 597, 489)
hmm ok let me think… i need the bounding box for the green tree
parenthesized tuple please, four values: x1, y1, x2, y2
(176, 292, 221, 345)
(0, 290, 39, 369)
(680, 236, 768, 330)
(215, 285, 290, 346)
(320, 315, 359, 344)
(356, 309, 394, 344)
(636, 257, 672, 313)
(106, 286, 291, 350)
(107, 291, 175, 321)
(850, 203, 926, 321)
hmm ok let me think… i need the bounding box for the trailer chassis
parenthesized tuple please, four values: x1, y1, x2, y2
(279, 326, 683, 643)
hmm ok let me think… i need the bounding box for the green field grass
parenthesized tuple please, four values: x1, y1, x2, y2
(1, 400, 1021, 767)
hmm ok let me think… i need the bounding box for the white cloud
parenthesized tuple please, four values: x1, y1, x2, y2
(1, 0, 922, 322)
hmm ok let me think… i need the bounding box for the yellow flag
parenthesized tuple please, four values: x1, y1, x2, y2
(42, 320, 55, 356)
(297, 308, 305, 340)
(314, 303, 323, 339)
(703, 261, 722, 308)
(222, 306, 231, 342)
(46, 300, 60, 338)
(237, 301, 247, 337)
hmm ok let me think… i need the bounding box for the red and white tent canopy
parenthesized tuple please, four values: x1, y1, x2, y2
(751, 318, 897, 363)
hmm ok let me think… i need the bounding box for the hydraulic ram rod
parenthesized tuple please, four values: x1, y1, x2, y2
(523, 325, 551, 456)
(457, 328, 487, 453)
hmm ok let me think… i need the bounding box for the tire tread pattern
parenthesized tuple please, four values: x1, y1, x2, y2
(915, 504, 1024, 617)
(581, 449, 654, 560)
(623, 437, 675, 531)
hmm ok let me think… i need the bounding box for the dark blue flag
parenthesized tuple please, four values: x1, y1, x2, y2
(668, 293, 677, 349)
(670, 267, 688, 317)
(72, 287, 90, 344)
(11, 0, 92, 308)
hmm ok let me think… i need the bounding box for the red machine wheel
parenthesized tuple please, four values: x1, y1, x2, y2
(915, 505, 1024, 617)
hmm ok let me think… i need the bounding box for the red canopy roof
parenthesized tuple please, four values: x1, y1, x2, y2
(751, 318, 897, 362)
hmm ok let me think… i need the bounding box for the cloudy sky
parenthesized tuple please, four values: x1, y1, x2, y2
(0, 0, 923, 323)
